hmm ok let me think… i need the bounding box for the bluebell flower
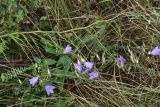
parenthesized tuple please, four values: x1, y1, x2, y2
(45, 85, 56, 96)
(84, 62, 94, 69)
(89, 72, 99, 80)
(151, 46, 160, 56)
(64, 45, 72, 54)
(74, 63, 83, 73)
(29, 77, 38, 87)
(116, 55, 126, 64)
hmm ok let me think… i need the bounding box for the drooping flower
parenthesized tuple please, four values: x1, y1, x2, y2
(29, 77, 39, 87)
(64, 45, 72, 54)
(89, 72, 99, 80)
(151, 46, 160, 56)
(84, 62, 94, 69)
(45, 85, 56, 96)
(116, 55, 126, 64)
(74, 63, 83, 73)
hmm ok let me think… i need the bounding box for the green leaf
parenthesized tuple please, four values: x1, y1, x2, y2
(45, 47, 57, 54)
(51, 69, 65, 91)
(43, 58, 56, 65)
(51, 69, 77, 91)
(33, 57, 41, 64)
(16, 10, 24, 22)
(7, 16, 16, 27)
(51, 69, 77, 78)
(56, 55, 71, 71)
(0, 42, 6, 54)
(49, 97, 73, 107)
(0, 7, 5, 15)
(98, 24, 106, 39)
(23, 96, 34, 106)
(45, 46, 62, 55)
(55, 77, 64, 91)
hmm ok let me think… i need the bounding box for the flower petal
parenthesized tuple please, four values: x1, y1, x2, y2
(116, 55, 126, 64)
(45, 85, 56, 96)
(151, 46, 160, 56)
(89, 72, 99, 80)
(29, 77, 38, 87)
(84, 62, 94, 69)
(74, 63, 83, 72)
(64, 45, 72, 54)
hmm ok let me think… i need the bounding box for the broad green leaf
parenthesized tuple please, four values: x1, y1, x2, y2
(45, 46, 62, 55)
(56, 55, 71, 71)
(45, 47, 57, 54)
(33, 57, 41, 64)
(51, 69, 77, 78)
(43, 58, 56, 65)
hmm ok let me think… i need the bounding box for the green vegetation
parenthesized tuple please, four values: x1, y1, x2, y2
(0, 0, 160, 106)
